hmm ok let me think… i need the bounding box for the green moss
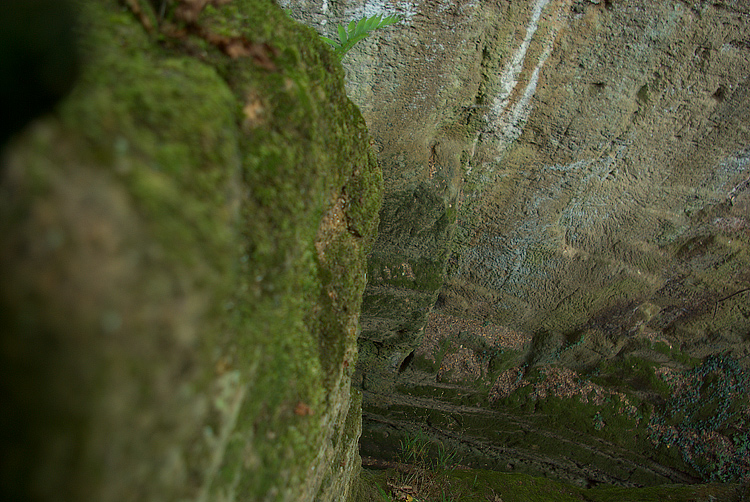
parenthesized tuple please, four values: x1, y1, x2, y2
(367, 254, 447, 291)
(586, 483, 739, 502)
(61, 2, 240, 281)
(651, 342, 701, 367)
(1, 0, 382, 500)
(198, 2, 380, 497)
(594, 356, 673, 398)
(356, 468, 742, 502)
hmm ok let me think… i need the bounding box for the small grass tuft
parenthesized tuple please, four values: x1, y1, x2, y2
(399, 429, 430, 466)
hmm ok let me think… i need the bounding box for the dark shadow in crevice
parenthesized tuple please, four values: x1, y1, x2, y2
(398, 351, 415, 373)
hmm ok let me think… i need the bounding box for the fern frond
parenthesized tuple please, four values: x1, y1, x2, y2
(320, 35, 337, 48)
(338, 23, 348, 44)
(323, 14, 401, 59)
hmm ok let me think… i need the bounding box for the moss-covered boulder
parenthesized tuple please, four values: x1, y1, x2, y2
(0, 1, 381, 501)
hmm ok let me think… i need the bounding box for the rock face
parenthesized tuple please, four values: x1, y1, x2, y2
(448, 0, 750, 362)
(0, 1, 381, 501)
(285, 0, 750, 488)
(286, 0, 750, 384)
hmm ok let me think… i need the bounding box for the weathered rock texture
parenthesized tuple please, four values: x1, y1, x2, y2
(285, 0, 750, 488)
(286, 0, 750, 385)
(0, 1, 381, 501)
(452, 0, 750, 364)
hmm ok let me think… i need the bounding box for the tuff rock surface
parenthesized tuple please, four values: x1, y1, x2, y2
(285, 0, 750, 490)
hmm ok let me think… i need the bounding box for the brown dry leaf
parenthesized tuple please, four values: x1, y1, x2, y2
(294, 401, 314, 416)
(226, 39, 278, 69)
(200, 29, 278, 69)
(386, 482, 417, 502)
(251, 45, 279, 69)
(225, 38, 253, 58)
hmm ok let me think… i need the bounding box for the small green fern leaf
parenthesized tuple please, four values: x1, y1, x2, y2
(323, 14, 401, 60)
(320, 35, 337, 48)
(340, 21, 350, 39)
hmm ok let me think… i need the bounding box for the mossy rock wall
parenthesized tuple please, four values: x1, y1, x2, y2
(0, 1, 381, 501)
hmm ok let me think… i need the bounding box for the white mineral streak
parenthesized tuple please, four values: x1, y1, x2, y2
(484, 0, 563, 161)
(359, 0, 416, 21)
(489, 0, 549, 123)
(361, 0, 386, 17)
(498, 38, 554, 154)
